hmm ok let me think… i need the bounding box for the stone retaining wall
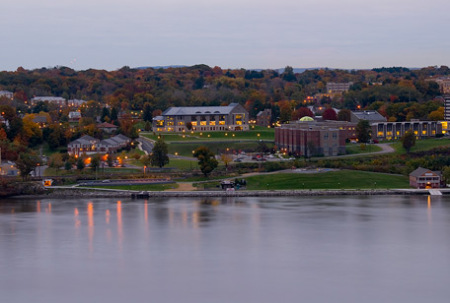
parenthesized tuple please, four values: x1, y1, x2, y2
(28, 188, 439, 199)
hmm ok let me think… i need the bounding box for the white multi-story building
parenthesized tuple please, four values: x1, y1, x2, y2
(0, 90, 13, 100)
(30, 96, 66, 106)
(153, 103, 249, 132)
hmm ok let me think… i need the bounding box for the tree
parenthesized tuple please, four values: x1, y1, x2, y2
(292, 107, 314, 120)
(220, 153, 233, 171)
(428, 107, 444, 121)
(337, 109, 352, 122)
(401, 130, 416, 153)
(442, 166, 450, 186)
(186, 121, 193, 130)
(64, 161, 72, 171)
(106, 154, 114, 167)
(140, 154, 152, 174)
(322, 108, 337, 120)
(150, 138, 169, 168)
(15, 153, 40, 180)
(282, 66, 296, 82)
(48, 153, 64, 175)
(90, 154, 101, 172)
(101, 107, 110, 122)
(144, 121, 152, 131)
(109, 106, 117, 119)
(76, 157, 85, 171)
(193, 146, 218, 177)
(143, 103, 152, 122)
(356, 120, 371, 143)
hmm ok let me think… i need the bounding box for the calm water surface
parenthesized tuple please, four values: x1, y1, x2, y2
(1, 195, 449, 303)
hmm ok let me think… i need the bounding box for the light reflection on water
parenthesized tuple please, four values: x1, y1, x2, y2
(0, 195, 449, 303)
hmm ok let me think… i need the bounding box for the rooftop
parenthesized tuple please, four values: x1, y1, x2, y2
(162, 103, 241, 116)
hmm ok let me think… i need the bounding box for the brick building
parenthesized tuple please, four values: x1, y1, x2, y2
(275, 120, 356, 157)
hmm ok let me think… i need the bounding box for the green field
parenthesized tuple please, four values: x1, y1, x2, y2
(143, 125, 274, 142)
(239, 170, 409, 190)
(391, 137, 450, 154)
(167, 141, 274, 157)
(86, 183, 177, 191)
(345, 144, 382, 154)
(166, 158, 198, 170)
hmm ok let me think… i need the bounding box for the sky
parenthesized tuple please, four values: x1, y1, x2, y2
(1, 0, 450, 71)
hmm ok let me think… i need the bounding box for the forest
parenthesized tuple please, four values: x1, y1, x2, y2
(0, 64, 448, 120)
(0, 64, 448, 162)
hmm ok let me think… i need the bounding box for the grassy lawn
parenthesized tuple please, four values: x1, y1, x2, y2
(346, 143, 382, 154)
(167, 141, 274, 157)
(86, 183, 177, 191)
(390, 137, 450, 154)
(166, 158, 198, 170)
(143, 126, 274, 142)
(239, 170, 409, 190)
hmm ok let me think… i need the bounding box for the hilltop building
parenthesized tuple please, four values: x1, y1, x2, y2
(30, 96, 66, 106)
(68, 111, 82, 122)
(326, 82, 353, 94)
(0, 90, 13, 100)
(153, 103, 249, 132)
(68, 99, 87, 107)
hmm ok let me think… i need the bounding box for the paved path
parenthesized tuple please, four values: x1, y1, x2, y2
(137, 137, 154, 155)
(167, 182, 196, 191)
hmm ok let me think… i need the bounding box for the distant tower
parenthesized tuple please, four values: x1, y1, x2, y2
(445, 95, 450, 121)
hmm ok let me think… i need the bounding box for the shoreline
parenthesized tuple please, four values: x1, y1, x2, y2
(10, 187, 450, 199)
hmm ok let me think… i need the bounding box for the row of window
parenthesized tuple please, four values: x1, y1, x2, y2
(377, 130, 436, 137)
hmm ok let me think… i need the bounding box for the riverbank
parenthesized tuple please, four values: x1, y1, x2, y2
(12, 186, 450, 199)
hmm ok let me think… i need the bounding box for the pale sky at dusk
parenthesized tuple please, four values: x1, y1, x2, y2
(1, 0, 449, 71)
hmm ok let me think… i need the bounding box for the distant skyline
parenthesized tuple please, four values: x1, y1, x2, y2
(1, 0, 450, 71)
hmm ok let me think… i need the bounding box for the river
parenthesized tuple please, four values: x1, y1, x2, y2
(1, 195, 449, 303)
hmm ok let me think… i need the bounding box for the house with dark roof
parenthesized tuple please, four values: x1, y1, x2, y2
(0, 161, 19, 176)
(68, 134, 131, 156)
(67, 135, 99, 156)
(69, 111, 82, 122)
(256, 109, 272, 127)
(350, 110, 387, 123)
(32, 115, 50, 128)
(153, 103, 249, 132)
(409, 167, 443, 189)
(97, 122, 118, 133)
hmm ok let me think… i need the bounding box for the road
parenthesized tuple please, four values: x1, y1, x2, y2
(137, 137, 154, 155)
